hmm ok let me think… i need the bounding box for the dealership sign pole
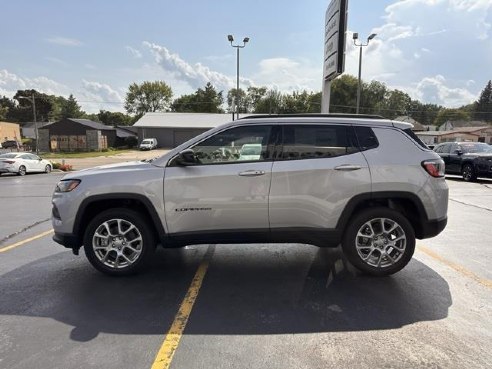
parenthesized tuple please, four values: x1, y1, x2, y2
(321, 0, 348, 113)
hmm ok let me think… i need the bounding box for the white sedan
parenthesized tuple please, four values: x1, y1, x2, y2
(0, 153, 53, 176)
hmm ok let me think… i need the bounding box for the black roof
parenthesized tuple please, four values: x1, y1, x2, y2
(68, 118, 114, 130)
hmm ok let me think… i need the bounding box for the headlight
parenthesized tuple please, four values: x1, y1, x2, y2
(55, 179, 81, 192)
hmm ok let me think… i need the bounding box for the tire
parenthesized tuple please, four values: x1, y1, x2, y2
(83, 208, 156, 276)
(342, 207, 415, 277)
(18, 165, 26, 176)
(45, 164, 52, 174)
(462, 163, 477, 182)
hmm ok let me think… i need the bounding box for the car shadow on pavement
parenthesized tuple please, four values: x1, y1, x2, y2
(0, 245, 451, 341)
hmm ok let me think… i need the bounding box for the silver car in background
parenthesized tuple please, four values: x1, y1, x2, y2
(51, 114, 449, 277)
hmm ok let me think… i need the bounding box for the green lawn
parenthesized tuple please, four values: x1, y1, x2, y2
(42, 149, 135, 159)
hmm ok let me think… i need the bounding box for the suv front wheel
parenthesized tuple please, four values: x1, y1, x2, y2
(83, 208, 156, 276)
(342, 207, 415, 276)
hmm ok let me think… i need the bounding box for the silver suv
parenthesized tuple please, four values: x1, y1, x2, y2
(51, 114, 448, 276)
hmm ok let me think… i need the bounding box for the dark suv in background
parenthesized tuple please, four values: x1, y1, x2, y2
(434, 142, 492, 181)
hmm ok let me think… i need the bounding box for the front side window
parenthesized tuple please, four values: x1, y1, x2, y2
(280, 125, 358, 160)
(190, 125, 272, 165)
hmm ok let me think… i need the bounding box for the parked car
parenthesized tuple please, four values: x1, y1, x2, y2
(1, 140, 20, 149)
(51, 114, 448, 277)
(139, 138, 158, 150)
(433, 142, 492, 181)
(0, 152, 52, 176)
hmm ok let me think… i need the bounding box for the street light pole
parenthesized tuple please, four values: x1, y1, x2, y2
(353, 33, 377, 114)
(228, 35, 249, 120)
(18, 93, 39, 154)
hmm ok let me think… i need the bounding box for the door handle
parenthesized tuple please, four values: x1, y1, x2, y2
(238, 170, 266, 177)
(334, 164, 362, 171)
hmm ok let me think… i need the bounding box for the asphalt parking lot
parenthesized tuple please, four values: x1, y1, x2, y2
(0, 170, 491, 369)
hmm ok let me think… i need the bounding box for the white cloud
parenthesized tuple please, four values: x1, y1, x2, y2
(342, 0, 491, 106)
(80, 80, 125, 113)
(0, 69, 125, 114)
(0, 69, 70, 97)
(45, 36, 82, 47)
(411, 75, 477, 107)
(125, 46, 142, 59)
(45, 57, 68, 67)
(143, 41, 253, 90)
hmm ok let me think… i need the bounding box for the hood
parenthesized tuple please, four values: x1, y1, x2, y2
(61, 160, 159, 180)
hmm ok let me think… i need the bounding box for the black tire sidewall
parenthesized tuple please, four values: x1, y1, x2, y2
(83, 208, 155, 276)
(462, 164, 476, 182)
(45, 164, 51, 173)
(18, 166, 26, 176)
(342, 207, 416, 276)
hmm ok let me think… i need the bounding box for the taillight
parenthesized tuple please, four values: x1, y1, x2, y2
(3, 160, 15, 164)
(422, 160, 445, 178)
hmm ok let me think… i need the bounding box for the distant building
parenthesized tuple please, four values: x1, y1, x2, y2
(439, 120, 488, 131)
(38, 118, 136, 152)
(0, 121, 21, 143)
(20, 121, 52, 139)
(133, 112, 234, 148)
(394, 116, 426, 131)
(416, 126, 492, 145)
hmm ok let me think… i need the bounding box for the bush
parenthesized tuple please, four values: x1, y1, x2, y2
(52, 162, 73, 171)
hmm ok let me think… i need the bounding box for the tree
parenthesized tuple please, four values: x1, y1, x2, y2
(0, 96, 15, 121)
(434, 108, 471, 127)
(254, 89, 283, 114)
(474, 80, 492, 122)
(330, 75, 358, 113)
(97, 110, 133, 126)
(172, 83, 224, 113)
(60, 94, 84, 119)
(226, 88, 248, 113)
(124, 81, 173, 116)
(11, 90, 54, 122)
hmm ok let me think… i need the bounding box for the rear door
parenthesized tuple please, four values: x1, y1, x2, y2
(269, 124, 371, 233)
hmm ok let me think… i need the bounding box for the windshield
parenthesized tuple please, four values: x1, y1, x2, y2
(142, 140, 152, 144)
(460, 143, 492, 153)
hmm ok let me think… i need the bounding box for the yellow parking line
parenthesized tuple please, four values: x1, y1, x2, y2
(0, 229, 54, 253)
(418, 245, 492, 288)
(151, 246, 214, 369)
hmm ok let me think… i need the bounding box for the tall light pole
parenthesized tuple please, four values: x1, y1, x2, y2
(228, 34, 249, 120)
(353, 32, 377, 114)
(18, 93, 38, 154)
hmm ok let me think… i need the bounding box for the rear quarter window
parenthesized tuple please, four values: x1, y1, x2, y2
(402, 128, 429, 149)
(354, 126, 379, 151)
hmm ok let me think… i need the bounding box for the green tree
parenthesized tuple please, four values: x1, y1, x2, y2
(172, 83, 224, 113)
(254, 89, 283, 114)
(97, 110, 133, 126)
(11, 90, 54, 122)
(226, 88, 248, 113)
(125, 81, 173, 116)
(474, 80, 492, 122)
(0, 96, 15, 121)
(381, 89, 412, 119)
(434, 108, 471, 127)
(330, 74, 358, 113)
(60, 94, 84, 119)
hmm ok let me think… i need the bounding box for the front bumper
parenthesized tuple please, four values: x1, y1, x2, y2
(53, 232, 81, 252)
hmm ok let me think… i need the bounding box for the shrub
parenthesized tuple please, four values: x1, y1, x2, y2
(52, 162, 73, 171)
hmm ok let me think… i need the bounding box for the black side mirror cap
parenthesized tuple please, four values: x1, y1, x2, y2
(175, 149, 197, 166)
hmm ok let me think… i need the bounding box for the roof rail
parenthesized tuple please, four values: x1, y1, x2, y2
(238, 113, 385, 120)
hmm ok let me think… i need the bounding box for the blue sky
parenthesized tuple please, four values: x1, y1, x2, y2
(0, 0, 491, 113)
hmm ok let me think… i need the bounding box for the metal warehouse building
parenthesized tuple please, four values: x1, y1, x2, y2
(133, 113, 234, 148)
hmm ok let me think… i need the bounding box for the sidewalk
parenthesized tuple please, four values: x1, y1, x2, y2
(55, 149, 170, 170)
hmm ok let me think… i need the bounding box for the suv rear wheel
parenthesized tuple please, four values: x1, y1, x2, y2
(342, 207, 415, 276)
(83, 208, 156, 276)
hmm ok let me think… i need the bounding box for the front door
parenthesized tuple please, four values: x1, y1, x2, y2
(164, 125, 274, 236)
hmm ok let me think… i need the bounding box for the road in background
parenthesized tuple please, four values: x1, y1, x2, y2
(0, 172, 490, 369)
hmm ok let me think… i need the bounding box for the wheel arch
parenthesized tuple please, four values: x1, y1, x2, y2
(336, 192, 429, 239)
(74, 193, 166, 245)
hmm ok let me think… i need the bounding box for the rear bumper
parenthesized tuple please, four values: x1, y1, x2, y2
(418, 217, 447, 239)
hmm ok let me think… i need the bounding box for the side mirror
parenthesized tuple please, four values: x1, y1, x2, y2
(175, 149, 197, 166)
(454, 149, 463, 155)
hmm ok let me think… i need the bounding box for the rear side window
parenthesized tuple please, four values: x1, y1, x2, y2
(354, 126, 379, 151)
(403, 128, 429, 149)
(280, 125, 358, 160)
